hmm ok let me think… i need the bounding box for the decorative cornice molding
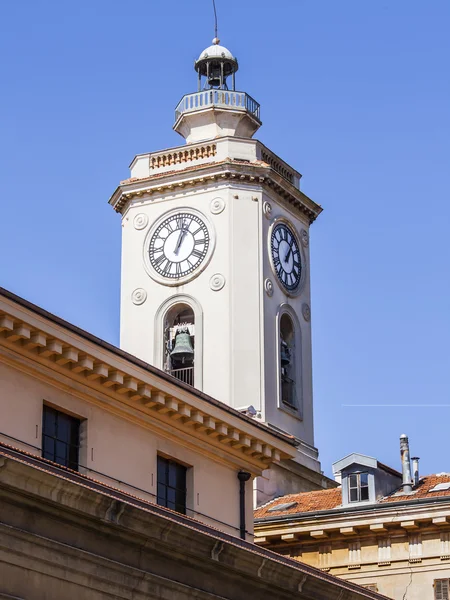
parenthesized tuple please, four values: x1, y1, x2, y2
(0, 297, 295, 471)
(109, 161, 322, 225)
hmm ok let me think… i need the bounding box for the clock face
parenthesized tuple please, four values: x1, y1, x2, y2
(148, 211, 210, 280)
(270, 222, 302, 292)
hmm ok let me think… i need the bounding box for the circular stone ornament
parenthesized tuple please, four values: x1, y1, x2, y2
(301, 229, 309, 248)
(131, 288, 147, 305)
(134, 214, 149, 230)
(302, 303, 311, 322)
(210, 273, 225, 291)
(263, 202, 272, 220)
(210, 197, 225, 215)
(264, 278, 274, 297)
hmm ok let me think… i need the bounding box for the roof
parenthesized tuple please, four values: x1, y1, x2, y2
(255, 474, 450, 519)
(255, 488, 342, 518)
(197, 43, 235, 62)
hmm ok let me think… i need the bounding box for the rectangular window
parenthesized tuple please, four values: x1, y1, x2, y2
(348, 472, 369, 502)
(42, 405, 80, 470)
(157, 455, 187, 515)
(435, 579, 449, 600)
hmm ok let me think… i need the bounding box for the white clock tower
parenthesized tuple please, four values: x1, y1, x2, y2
(109, 38, 326, 502)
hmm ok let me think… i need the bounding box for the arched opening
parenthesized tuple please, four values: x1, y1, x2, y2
(280, 313, 296, 408)
(163, 303, 195, 386)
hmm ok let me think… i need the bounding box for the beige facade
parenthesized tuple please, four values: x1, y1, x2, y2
(0, 442, 386, 600)
(255, 455, 450, 599)
(0, 288, 297, 538)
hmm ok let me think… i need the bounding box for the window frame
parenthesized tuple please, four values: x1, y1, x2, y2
(156, 455, 188, 515)
(435, 579, 450, 600)
(42, 404, 81, 471)
(348, 472, 370, 503)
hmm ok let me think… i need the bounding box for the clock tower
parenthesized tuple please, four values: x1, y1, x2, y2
(109, 38, 326, 502)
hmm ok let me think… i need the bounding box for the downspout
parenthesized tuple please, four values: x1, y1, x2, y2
(238, 471, 251, 540)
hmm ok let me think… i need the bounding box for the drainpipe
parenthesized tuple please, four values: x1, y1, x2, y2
(237, 471, 251, 540)
(400, 434, 413, 493)
(412, 457, 420, 486)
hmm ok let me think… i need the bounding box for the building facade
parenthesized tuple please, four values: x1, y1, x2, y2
(255, 436, 450, 599)
(109, 38, 332, 505)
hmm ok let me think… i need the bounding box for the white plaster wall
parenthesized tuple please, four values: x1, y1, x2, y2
(260, 190, 314, 447)
(120, 138, 315, 462)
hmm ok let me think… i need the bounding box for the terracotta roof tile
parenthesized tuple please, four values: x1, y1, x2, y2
(380, 473, 450, 503)
(255, 474, 450, 519)
(254, 487, 342, 518)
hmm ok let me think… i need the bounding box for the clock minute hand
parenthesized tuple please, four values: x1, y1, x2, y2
(174, 224, 188, 255)
(284, 245, 292, 262)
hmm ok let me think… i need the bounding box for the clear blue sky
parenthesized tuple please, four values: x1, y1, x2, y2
(1, 1, 449, 479)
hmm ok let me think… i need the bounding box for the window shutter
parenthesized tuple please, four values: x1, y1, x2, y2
(435, 579, 450, 600)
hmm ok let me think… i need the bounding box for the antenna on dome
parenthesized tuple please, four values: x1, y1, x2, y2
(212, 0, 219, 44)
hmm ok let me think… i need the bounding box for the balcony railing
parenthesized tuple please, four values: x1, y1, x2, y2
(166, 366, 194, 387)
(175, 90, 261, 123)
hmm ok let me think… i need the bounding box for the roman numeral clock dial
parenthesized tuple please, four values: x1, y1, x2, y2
(146, 210, 213, 285)
(270, 221, 302, 293)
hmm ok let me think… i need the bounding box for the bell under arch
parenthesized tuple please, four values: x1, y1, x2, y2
(154, 295, 204, 390)
(277, 304, 303, 418)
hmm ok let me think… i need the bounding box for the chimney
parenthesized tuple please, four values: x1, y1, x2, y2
(411, 456, 420, 486)
(400, 434, 413, 493)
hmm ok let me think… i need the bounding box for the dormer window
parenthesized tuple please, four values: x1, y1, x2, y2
(348, 473, 369, 502)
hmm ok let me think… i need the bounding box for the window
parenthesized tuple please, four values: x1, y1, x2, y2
(163, 303, 195, 386)
(348, 472, 369, 502)
(42, 405, 80, 470)
(435, 579, 449, 600)
(157, 456, 187, 514)
(280, 313, 296, 407)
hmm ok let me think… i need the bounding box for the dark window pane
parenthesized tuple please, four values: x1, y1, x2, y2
(43, 436, 55, 459)
(349, 487, 358, 502)
(157, 457, 167, 482)
(43, 406, 57, 437)
(55, 440, 67, 461)
(167, 488, 176, 506)
(360, 473, 369, 486)
(57, 415, 70, 440)
(349, 474, 358, 488)
(361, 486, 369, 501)
(156, 456, 187, 514)
(42, 405, 80, 470)
(168, 464, 178, 488)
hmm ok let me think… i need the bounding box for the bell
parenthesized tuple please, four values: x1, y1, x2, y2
(280, 340, 291, 367)
(170, 331, 194, 367)
(207, 64, 222, 88)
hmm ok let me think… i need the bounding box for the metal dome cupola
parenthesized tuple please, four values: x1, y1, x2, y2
(195, 38, 238, 91)
(173, 36, 261, 144)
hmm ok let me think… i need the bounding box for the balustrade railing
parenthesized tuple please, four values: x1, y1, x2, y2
(175, 90, 261, 122)
(166, 366, 194, 387)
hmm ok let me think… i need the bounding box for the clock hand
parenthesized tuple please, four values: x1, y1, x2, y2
(174, 223, 188, 255)
(284, 245, 293, 263)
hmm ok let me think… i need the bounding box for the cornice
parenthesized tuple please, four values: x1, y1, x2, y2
(109, 160, 322, 225)
(254, 498, 450, 546)
(0, 289, 296, 472)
